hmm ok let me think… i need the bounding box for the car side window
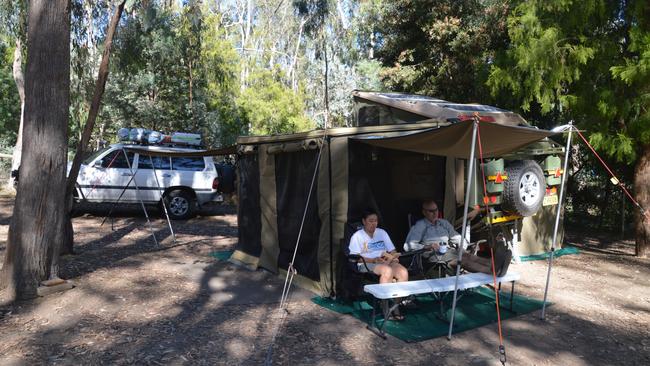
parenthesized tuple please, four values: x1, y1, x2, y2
(171, 157, 205, 171)
(101, 150, 135, 168)
(138, 155, 171, 170)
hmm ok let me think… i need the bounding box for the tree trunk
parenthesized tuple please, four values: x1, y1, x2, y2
(0, 0, 70, 300)
(62, 0, 126, 256)
(189, 60, 193, 107)
(323, 41, 330, 129)
(289, 17, 306, 92)
(634, 144, 650, 257)
(8, 39, 25, 190)
(597, 185, 611, 230)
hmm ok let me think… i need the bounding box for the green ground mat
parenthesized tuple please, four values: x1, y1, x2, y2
(519, 246, 580, 262)
(313, 287, 546, 342)
(208, 250, 234, 261)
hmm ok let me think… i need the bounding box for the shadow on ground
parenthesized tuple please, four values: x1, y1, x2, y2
(4, 256, 649, 365)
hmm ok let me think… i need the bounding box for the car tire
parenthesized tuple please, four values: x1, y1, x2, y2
(502, 160, 545, 217)
(163, 189, 196, 220)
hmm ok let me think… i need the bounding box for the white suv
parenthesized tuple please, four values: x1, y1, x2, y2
(73, 144, 222, 220)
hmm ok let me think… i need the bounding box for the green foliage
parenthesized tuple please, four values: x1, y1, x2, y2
(94, 1, 323, 147)
(488, 0, 650, 164)
(104, 4, 201, 136)
(0, 0, 24, 148)
(239, 69, 313, 135)
(199, 12, 242, 146)
(374, 0, 511, 103)
(0, 36, 19, 145)
(0, 0, 25, 37)
(355, 60, 384, 91)
(487, 0, 601, 114)
(610, 22, 650, 147)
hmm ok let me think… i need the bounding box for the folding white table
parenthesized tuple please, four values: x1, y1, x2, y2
(363, 272, 521, 338)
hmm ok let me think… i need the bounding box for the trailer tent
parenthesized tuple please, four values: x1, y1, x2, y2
(231, 95, 561, 296)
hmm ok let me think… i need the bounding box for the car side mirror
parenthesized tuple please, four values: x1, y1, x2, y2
(93, 160, 103, 168)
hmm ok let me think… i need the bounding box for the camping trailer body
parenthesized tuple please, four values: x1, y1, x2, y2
(232, 92, 565, 296)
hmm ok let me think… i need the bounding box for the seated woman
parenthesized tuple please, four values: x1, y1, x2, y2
(349, 208, 409, 284)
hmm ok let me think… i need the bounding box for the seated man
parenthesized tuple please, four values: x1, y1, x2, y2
(404, 200, 492, 276)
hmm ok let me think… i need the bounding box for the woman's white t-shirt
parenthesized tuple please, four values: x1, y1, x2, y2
(349, 228, 395, 259)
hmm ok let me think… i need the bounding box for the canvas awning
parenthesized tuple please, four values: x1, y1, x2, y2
(351, 119, 557, 158)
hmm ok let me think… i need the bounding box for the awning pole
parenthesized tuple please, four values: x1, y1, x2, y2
(149, 155, 176, 243)
(123, 148, 158, 246)
(100, 173, 135, 229)
(447, 117, 479, 340)
(541, 121, 573, 320)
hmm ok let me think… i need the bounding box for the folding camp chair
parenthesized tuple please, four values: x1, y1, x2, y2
(337, 222, 381, 301)
(403, 210, 452, 279)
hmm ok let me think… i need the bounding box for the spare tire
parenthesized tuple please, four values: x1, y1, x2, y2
(216, 163, 236, 194)
(502, 160, 545, 217)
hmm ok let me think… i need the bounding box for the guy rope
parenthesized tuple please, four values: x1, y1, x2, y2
(476, 117, 508, 365)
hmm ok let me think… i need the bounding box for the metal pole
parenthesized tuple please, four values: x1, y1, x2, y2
(541, 121, 573, 320)
(100, 173, 136, 228)
(149, 155, 176, 243)
(327, 136, 335, 297)
(447, 118, 479, 340)
(123, 148, 158, 246)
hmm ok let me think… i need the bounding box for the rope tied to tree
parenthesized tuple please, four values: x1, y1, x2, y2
(573, 128, 649, 222)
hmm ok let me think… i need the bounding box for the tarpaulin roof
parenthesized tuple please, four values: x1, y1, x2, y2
(352, 90, 528, 126)
(122, 145, 237, 157)
(351, 119, 557, 158)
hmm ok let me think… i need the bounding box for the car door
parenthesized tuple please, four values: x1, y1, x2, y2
(79, 148, 136, 202)
(134, 153, 172, 202)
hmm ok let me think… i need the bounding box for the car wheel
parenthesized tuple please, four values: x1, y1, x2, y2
(163, 189, 196, 220)
(502, 160, 545, 217)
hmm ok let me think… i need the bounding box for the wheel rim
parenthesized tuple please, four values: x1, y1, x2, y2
(518, 171, 541, 207)
(169, 196, 189, 216)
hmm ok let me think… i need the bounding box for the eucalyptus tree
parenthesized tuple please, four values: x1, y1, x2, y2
(208, 0, 315, 135)
(69, 0, 113, 148)
(64, 0, 128, 255)
(294, 0, 366, 128)
(199, 7, 244, 146)
(1, 0, 70, 300)
(0, 0, 26, 187)
(106, 3, 194, 133)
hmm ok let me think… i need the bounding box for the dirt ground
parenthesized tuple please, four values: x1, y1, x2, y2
(0, 194, 649, 366)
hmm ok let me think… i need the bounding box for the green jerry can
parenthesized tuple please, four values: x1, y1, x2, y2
(484, 158, 506, 194)
(544, 155, 562, 186)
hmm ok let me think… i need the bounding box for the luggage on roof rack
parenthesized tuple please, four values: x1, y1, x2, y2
(117, 128, 202, 147)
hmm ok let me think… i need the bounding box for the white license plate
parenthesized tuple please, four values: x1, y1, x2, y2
(543, 195, 559, 206)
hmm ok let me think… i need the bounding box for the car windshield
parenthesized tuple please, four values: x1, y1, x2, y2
(83, 147, 111, 164)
